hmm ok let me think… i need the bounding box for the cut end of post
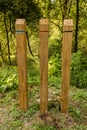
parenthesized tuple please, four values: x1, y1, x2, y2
(16, 19, 25, 25)
(64, 19, 73, 26)
(15, 19, 26, 30)
(40, 19, 48, 24)
(63, 19, 73, 31)
(40, 19, 48, 32)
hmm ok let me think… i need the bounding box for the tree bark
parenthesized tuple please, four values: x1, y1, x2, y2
(63, 0, 68, 20)
(74, 0, 79, 52)
(0, 42, 4, 65)
(4, 13, 11, 65)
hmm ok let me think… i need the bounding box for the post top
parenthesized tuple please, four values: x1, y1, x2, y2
(16, 19, 25, 25)
(40, 19, 48, 24)
(15, 19, 26, 31)
(64, 19, 73, 26)
(40, 19, 48, 32)
(63, 19, 73, 31)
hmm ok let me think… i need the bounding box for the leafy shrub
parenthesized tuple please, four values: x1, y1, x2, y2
(48, 53, 61, 87)
(49, 53, 61, 77)
(27, 57, 40, 85)
(69, 106, 82, 122)
(48, 76, 61, 88)
(49, 49, 87, 88)
(49, 38, 62, 58)
(0, 66, 18, 93)
(71, 50, 87, 88)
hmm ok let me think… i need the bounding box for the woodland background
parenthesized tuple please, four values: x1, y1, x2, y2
(0, 1, 87, 129)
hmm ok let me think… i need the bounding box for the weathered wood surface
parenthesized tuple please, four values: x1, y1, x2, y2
(15, 19, 28, 111)
(61, 19, 73, 113)
(39, 19, 48, 114)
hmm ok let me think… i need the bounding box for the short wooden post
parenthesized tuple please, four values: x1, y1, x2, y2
(61, 19, 73, 113)
(39, 19, 48, 114)
(15, 19, 28, 111)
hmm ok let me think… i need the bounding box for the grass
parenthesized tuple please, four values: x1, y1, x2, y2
(32, 124, 56, 130)
(0, 66, 87, 130)
(0, 87, 87, 130)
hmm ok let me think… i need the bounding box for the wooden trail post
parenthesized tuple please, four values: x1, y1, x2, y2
(39, 19, 48, 114)
(61, 19, 73, 113)
(15, 19, 28, 111)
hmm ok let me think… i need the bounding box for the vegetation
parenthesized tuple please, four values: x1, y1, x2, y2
(71, 50, 87, 88)
(0, 74, 87, 129)
(0, 0, 87, 129)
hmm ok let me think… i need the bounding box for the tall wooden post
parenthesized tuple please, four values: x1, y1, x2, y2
(15, 19, 28, 111)
(39, 19, 48, 114)
(61, 19, 73, 113)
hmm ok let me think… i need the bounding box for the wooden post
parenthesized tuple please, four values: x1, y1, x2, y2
(15, 19, 28, 111)
(39, 19, 48, 114)
(61, 19, 73, 113)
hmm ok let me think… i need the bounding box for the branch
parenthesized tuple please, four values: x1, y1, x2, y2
(67, 0, 73, 16)
(26, 31, 34, 57)
(49, 20, 62, 33)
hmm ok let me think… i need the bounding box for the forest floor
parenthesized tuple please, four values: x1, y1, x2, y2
(0, 86, 87, 130)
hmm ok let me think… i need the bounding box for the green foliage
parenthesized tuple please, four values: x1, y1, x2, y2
(0, 0, 42, 64)
(27, 57, 40, 85)
(8, 120, 23, 130)
(69, 106, 82, 122)
(25, 103, 39, 120)
(0, 0, 13, 12)
(48, 100, 60, 113)
(73, 125, 87, 130)
(0, 0, 42, 37)
(48, 54, 61, 88)
(32, 124, 56, 130)
(49, 53, 61, 77)
(71, 50, 87, 88)
(49, 49, 87, 89)
(28, 76, 39, 86)
(10, 104, 22, 120)
(48, 40, 61, 87)
(10, 103, 39, 121)
(69, 87, 87, 128)
(0, 66, 18, 93)
(0, 81, 87, 129)
(48, 37, 62, 78)
(48, 76, 61, 88)
(49, 38, 62, 58)
(0, 57, 40, 93)
(71, 87, 87, 101)
(70, 125, 87, 130)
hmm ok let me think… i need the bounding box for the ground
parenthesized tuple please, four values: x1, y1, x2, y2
(0, 86, 87, 130)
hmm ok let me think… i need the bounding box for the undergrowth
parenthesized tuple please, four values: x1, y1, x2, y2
(0, 66, 18, 93)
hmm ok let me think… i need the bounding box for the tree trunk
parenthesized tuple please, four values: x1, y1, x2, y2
(74, 0, 79, 52)
(4, 13, 11, 65)
(62, 0, 68, 20)
(0, 42, 4, 66)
